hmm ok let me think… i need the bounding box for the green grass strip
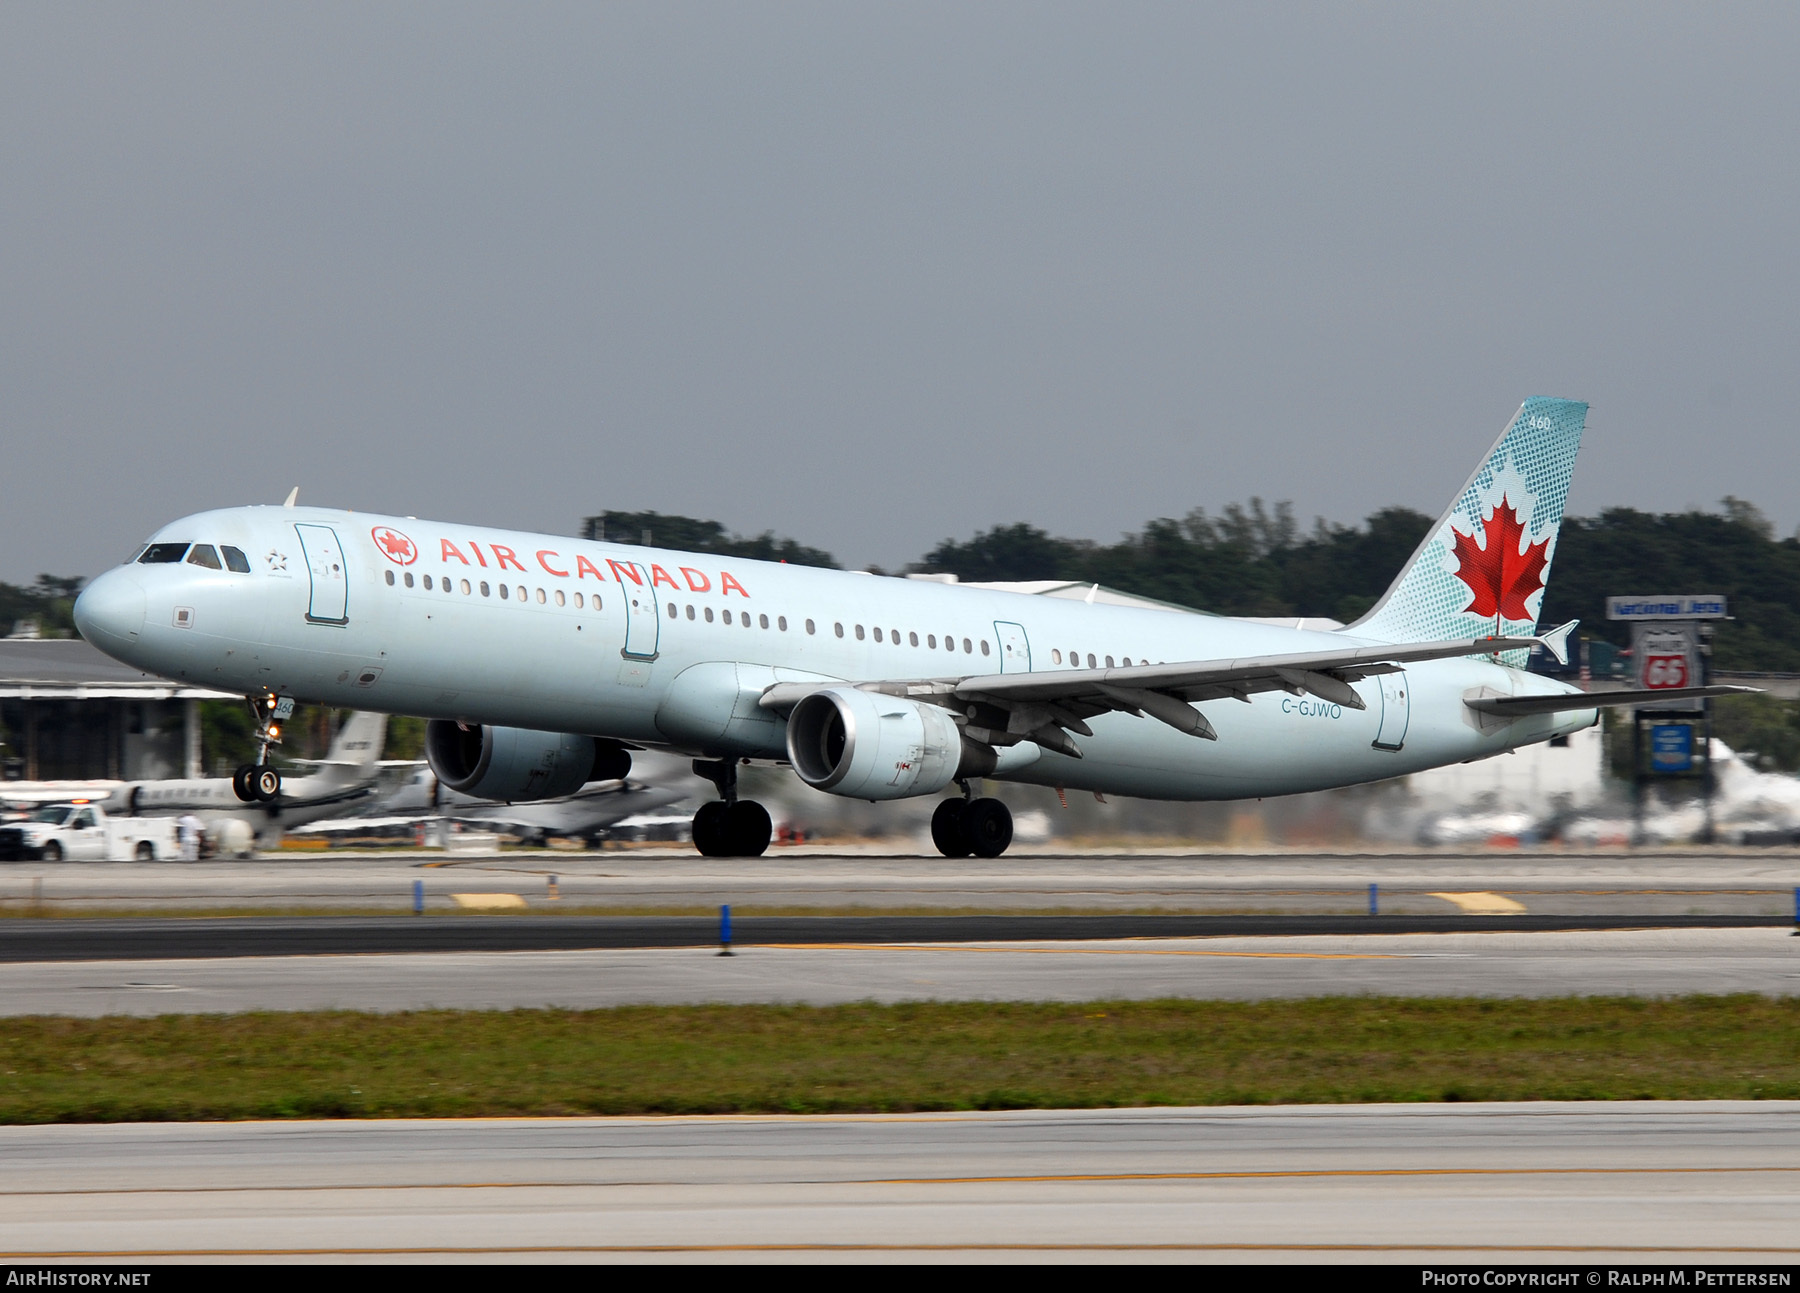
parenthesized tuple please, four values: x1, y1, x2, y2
(2, 997, 1798, 1123)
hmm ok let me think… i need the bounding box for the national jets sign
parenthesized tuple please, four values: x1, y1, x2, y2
(1605, 595, 1728, 621)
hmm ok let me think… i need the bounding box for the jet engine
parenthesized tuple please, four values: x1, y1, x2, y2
(424, 721, 629, 802)
(785, 686, 974, 801)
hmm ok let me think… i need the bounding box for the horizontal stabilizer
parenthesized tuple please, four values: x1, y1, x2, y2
(1465, 685, 1760, 716)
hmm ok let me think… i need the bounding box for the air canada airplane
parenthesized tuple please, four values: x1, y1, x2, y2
(73, 399, 1748, 858)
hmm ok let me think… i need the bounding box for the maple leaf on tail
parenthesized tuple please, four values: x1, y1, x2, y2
(1449, 494, 1550, 622)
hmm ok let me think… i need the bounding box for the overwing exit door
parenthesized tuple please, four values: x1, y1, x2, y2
(1372, 670, 1410, 751)
(294, 524, 348, 625)
(618, 563, 659, 660)
(995, 621, 1031, 672)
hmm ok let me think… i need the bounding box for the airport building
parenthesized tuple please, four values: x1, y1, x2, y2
(0, 638, 231, 782)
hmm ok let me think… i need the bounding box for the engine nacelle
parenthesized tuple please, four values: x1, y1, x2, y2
(425, 721, 616, 801)
(785, 687, 966, 801)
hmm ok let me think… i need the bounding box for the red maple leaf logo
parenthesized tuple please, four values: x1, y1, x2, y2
(1449, 494, 1549, 622)
(371, 526, 417, 566)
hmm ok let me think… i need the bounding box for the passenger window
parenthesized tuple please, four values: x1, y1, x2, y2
(385, 570, 396, 586)
(872, 627, 883, 643)
(723, 609, 733, 625)
(962, 638, 972, 653)
(536, 588, 545, 604)
(592, 594, 602, 610)
(705, 607, 714, 623)
(778, 616, 788, 631)
(574, 592, 584, 608)
(760, 614, 770, 629)
(138, 542, 190, 564)
(686, 604, 695, 620)
(221, 545, 252, 573)
(555, 589, 565, 606)
(667, 603, 678, 619)
(186, 545, 222, 570)
(804, 619, 814, 634)
(834, 622, 843, 637)
(1122, 657, 1131, 667)
(499, 584, 509, 599)
(404, 572, 415, 588)
(855, 625, 865, 640)
(1087, 653, 1096, 668)
(947, 633, 956, 650)
(423, 575, 433, 591)
(517, 586, 527, 602)
(1104, 655, 1114, 667)
(890, 628, 899, 644)
(981, 641, 991, 656)
(743, 615, 752, 629)
(909, 631, 918, 646)
(1052, 649, 1062, 664)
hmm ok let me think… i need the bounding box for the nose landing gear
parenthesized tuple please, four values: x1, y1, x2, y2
(231, 695, 290, 804)
(690, 759, 772, 857)
(931, 784, 1013, 858)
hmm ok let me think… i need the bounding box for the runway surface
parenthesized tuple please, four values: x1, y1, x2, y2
(3, 849, 1798, 918)
(7, 928, 1798, 1015)
(3, 1103, 1797, 1261)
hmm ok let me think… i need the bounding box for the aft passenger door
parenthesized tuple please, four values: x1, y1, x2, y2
(994, 621, 1031, 673)
(1372, 670, 1410, 751)
(294, 524, 349, 625)
(618, 563, 659, 660)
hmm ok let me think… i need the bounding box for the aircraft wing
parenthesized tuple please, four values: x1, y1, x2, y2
(1464, 684, 1760, 715)
(761, 634, 1540, 756)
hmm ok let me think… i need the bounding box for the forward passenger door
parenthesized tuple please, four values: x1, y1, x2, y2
(294, 524, 349, 625)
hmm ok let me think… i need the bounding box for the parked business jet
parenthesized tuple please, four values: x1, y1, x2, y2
(99, 709, 388, 851)
(73, 399, 1748, 858)
(362, 749, 700, 845)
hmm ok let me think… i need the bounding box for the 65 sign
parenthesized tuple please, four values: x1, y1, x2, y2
(1641, 652, 1690, 689)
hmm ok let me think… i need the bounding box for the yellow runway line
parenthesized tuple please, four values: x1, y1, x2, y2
(6, 1243, 1800, 1257)
(1428, 891, 1527, 915)
(9, 1163, 1799, 1198)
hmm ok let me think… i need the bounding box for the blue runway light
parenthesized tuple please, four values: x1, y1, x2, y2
(413, 878, 424, 916)
(1369, 883, 1378, 917)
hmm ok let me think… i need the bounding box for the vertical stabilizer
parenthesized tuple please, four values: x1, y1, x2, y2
(1349, 398, 1587, 655)
(325, 710, 388, 766)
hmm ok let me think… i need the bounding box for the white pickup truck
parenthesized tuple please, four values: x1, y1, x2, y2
(0, 802, 179, 862)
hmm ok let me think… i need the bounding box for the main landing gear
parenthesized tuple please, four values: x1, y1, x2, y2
(231, 695, 287, 804)
(690, 759, 772, 858)
(931, 786, 1013, 859)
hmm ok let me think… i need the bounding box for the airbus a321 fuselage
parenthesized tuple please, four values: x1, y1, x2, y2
(72, 399, 1744, 857)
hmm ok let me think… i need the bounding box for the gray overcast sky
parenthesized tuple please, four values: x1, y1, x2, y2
(3, 4, 1797, 583)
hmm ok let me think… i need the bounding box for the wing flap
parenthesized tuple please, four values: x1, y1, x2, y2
(1465, 685, 1760, 716)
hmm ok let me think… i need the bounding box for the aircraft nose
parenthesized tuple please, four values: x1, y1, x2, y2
(74, 568, 147, 652)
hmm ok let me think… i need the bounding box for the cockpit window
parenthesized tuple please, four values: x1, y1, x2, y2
(221, 545, 252, 573)
(186, 545, 222, 570)
(126, 545, 148, 565)
(138, 543, 190, 564)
